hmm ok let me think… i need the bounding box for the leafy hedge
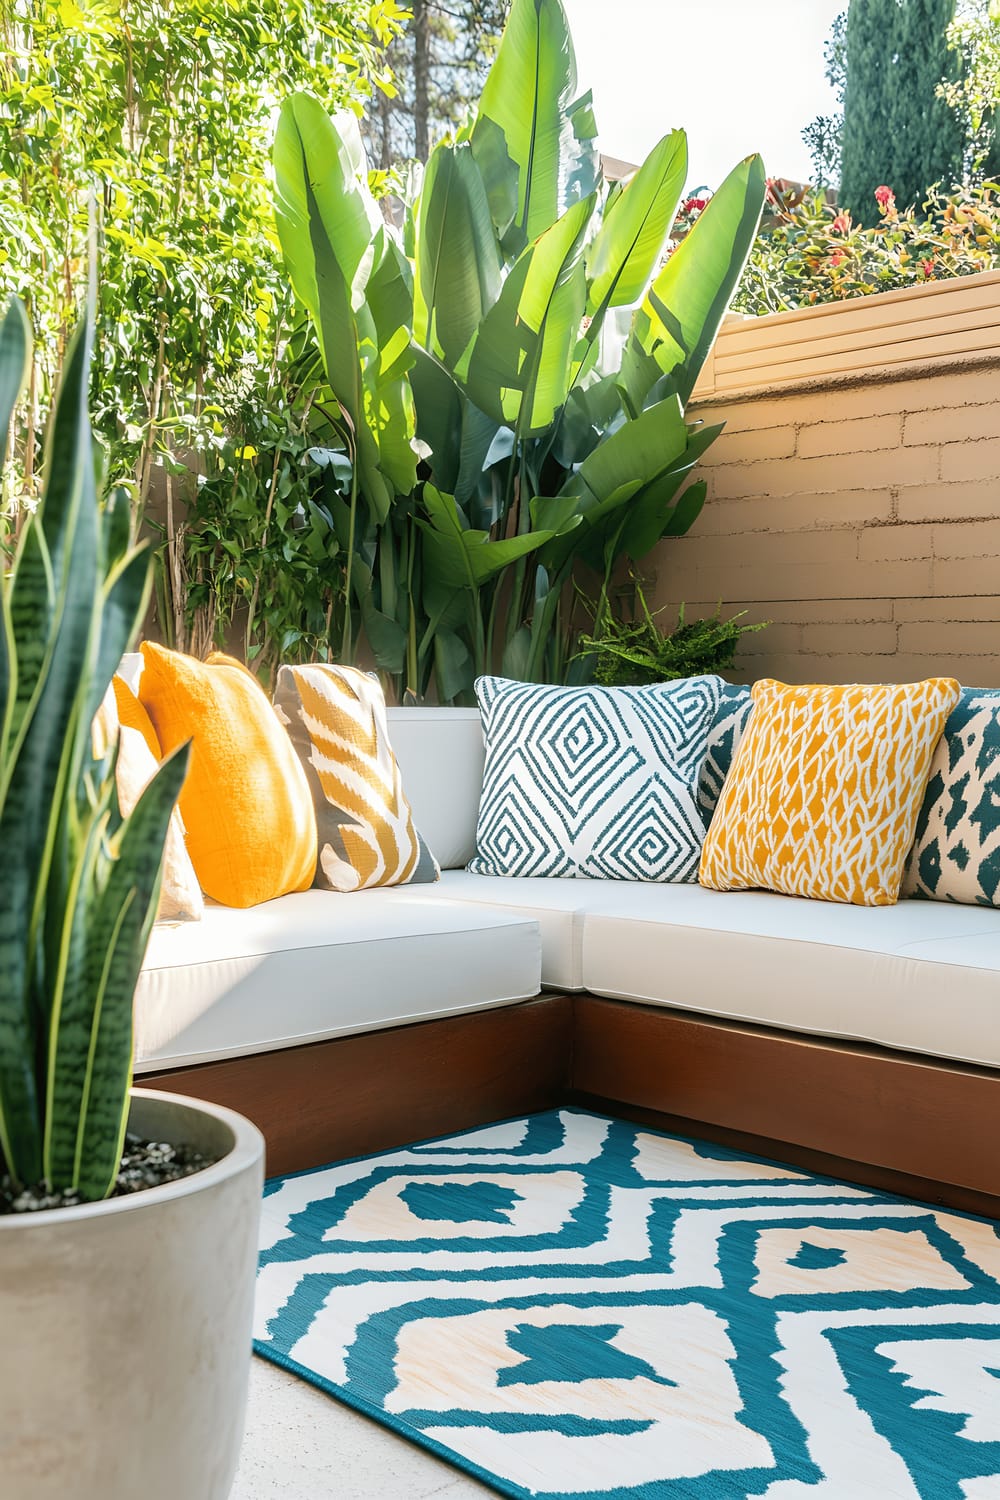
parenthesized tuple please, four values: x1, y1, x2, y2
(732, 180, 1000, 315)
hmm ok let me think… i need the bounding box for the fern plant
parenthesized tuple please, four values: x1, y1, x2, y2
(0, 297, 188, 1203)
(578, 587, 767, 687)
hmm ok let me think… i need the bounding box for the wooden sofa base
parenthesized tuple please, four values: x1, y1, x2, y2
(141, 993, 1000, 1215)
(142, 997, 573, 1177)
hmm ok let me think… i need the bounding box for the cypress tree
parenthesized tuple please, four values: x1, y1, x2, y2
(840, 0, 966, 221)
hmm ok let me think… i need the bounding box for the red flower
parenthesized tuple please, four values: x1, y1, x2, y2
(682, 197, 707, 214)
(874, 185, 895, 207)
(829, 250, 845, 267)
(831, 212, 851, 234)
(922, 258, 935, 276)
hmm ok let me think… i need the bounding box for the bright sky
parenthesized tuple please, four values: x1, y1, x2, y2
(564, 0, 845, 190)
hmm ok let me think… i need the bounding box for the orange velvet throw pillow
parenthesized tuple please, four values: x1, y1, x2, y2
(138, 644, 318, 907)
(113, 675, 163, 760)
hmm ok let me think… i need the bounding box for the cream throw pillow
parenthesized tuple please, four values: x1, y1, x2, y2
(96, 685, 203, 923)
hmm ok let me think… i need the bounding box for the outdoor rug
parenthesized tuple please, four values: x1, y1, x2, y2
(254, 1108, 1000, 1498)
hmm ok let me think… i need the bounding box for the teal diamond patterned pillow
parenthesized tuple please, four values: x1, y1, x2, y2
(696, 681, 754, 826)
(469, 675, 724, 881)
(902, 688, 1000, 906)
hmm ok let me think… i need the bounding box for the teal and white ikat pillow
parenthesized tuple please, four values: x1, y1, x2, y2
(469, 674, 724, 881)
(902, 687, 1000, 907)
(697, 681, 753, 825)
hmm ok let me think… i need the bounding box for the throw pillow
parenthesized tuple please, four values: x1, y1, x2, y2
(98, 682, 203, 922)
(138, 644, 318, 908)
(273, 663, 439, 892)
(902, 688, 1000, 906)
(697, 681, 754, 825)
(469, 674, 724, 881)
(699, 676, 961, 906)
(113, 674, 163, 760)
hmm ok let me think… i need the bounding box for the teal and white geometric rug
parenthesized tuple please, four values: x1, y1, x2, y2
(254, 1109, 1000, 1498)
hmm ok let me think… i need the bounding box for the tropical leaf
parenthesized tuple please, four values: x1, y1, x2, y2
(457, 193, 595, 435)
(662, 478, 708, 538)
(273, 95, 380, 297)
(628, 153, 766, 407)
(567, 392, 688, 504)
(432, 630, 473, 703)
(362, 232, 418, 497)
(414, 141, 502, 367)
(273, 95, 401, 521)
(419, 485, 554, 592)
(471, 0, 601, 257)
(586, 130, 687, 314)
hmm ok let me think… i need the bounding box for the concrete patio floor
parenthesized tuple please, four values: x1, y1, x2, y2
(232, 1355, 495, 1499)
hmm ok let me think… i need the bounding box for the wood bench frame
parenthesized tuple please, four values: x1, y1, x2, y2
(143, 994, 1000, 1218)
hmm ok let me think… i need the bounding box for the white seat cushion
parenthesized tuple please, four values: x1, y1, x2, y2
(135, 890, 541, 1071)
(437, 871, 616, 990)
(579, 883, 1000, 1068)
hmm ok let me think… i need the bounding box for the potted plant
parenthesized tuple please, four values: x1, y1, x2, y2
(0, 296, 264, 1500)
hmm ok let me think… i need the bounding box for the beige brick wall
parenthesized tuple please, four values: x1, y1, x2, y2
(651, 361, 1000, 688)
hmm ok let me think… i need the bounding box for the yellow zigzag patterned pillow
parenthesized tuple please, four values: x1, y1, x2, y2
(273, 664, 439, 893)
(699, 677, 960, 907)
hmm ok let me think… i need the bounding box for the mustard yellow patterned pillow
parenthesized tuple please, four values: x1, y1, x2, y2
(699, 677, 960, 906)
(273, 664, 439, 892)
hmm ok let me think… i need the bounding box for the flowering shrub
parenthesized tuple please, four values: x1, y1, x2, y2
(721, 181, 1000, 314)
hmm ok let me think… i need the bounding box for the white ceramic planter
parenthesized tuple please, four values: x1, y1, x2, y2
(0, 1088, 264, 1500)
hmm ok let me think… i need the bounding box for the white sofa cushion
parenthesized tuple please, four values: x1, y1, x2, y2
(134, 890, 540, 1071)
(579, 882, 1000, 1068)
(386, 707, 484, 870)
(438, 871, 599, 989)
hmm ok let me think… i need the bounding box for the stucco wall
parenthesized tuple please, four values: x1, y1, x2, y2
(651, 275, 1000, 688)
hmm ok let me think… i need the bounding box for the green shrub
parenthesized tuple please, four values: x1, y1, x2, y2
(734, 181, 1000, 315)
(0, 0, 402, 549)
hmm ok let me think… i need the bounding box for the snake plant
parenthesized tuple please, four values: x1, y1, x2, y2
(0, 297, 188, 1203)
(274, 0, 766, 701)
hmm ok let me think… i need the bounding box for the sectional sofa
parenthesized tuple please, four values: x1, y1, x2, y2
(137, 702, 1000, 1219)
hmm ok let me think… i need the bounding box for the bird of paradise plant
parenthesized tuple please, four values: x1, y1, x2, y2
(273, 0, 766, 701)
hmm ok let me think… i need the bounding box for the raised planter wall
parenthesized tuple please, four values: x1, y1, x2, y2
(651, 269, 1000, 687)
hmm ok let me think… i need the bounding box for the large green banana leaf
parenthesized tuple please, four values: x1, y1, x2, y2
(418, 485, 557, 699)
(360, 232, 418, 499)
(471, 0, 600, 258)
(585, 130, 688, 314)
(457, 193, 595, 436)
(414, 142, 503, 367)
(419, 485, 555, 597)
(535, 395, 691, 576)
(569, 392, 688, 504)
(274, 96, 415, 521)
(626, 153, 766, 408)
